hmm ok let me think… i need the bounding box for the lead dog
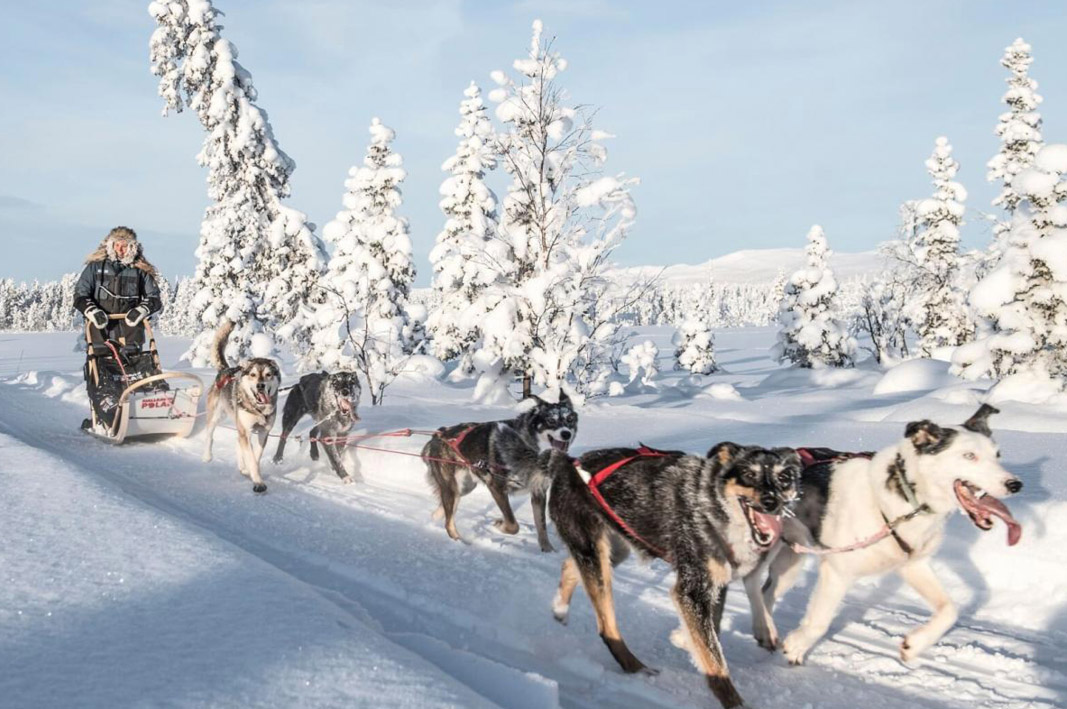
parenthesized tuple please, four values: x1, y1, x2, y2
(546, 443, 802, 709)
(421, 393, 578, 552)
(202, 320, 281, 494)
(272, 371, 362, 483)
(760, 405, 1023, 665)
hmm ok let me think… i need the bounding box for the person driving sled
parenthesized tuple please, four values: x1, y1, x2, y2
(73, 226, 163, 430)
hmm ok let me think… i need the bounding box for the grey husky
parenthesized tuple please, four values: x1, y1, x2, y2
(202, 320, 281, 494)
(272, 371, 362, 483)
(421, 393, 578, 552)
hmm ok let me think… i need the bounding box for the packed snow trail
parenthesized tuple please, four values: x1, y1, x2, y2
(1, 329, 1065, 708)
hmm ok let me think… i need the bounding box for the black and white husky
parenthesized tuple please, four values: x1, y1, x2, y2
(272, 371, 362, 483)
(546, 443, 802, 709)
(421, 393, 578, 553)
(202, 321, 281, 494)
(759, 405, 1023, 665)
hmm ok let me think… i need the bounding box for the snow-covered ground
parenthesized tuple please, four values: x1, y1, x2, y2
(1, 328, 1064, 708)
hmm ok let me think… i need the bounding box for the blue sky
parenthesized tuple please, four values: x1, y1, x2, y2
(2, 0, 1066, 284)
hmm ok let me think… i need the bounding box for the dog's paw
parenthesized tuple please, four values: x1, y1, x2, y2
(539, 541, 556, 553)
(272, 455, 283, 465)
(552, 592, 570, 624)
(340, 475, 354, 485)
(493, 519, 520, 535)
(201, 452, 212, 463)
(781, 633, 808, 665)
(669, 626, 689, 650)
(757, 633, 779, 652)
(899, 637, 926, 663)
(252, 482, 267, 494)
(753, 626, 779, 652)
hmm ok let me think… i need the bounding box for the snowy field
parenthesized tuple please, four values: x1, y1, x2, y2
(1, 327, 1065, 708)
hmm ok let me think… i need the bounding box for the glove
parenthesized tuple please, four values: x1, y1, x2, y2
(124, 305, 150, 327)
(85, 306, 109, 330)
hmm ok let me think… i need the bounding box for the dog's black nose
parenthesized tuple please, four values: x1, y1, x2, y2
(560, 430, 572, 441)
(1006, 478, 1023, 494)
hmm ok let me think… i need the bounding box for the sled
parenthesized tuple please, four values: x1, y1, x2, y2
(83, 314, 202, 445)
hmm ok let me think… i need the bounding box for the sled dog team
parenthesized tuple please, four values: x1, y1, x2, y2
(202, 321, 1024, 709)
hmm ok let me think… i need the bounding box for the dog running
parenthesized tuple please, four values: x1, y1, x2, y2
(272, 371, 362, 483)
(546, 442, 802, 709)
(421, 393, 578, 552)
(758, 405, 1023, 665)
(201, 320, 281, 494)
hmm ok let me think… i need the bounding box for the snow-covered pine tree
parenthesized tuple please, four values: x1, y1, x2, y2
(953, 144, 1067, 384)
(674, 276, 718, 374)
(309, 118, 419, 404)
(986, 38, 1044, 268)
(148, 0, 325, 366)
(771, 268, 788, 310)
(909, 137, 972, 356)
(0, 279, 15, 330)
(673, 319, 718, 375)
(426, 82, 500, 373)
(775, 225, 856, 368)
(476, 20, 638, 398)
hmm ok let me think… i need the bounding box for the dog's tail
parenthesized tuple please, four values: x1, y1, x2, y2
(213, 319, 235, 370)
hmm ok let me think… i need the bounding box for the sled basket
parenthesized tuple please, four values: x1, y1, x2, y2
(83, 314, 202, 445)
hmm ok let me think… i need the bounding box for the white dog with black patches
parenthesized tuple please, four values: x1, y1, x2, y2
(753, 405, 1023, 665)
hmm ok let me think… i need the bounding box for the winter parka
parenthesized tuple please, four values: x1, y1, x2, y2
(73, 231, 163, 320)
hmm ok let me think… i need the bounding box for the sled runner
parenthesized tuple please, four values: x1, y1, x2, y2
(82, 314, 201, 444)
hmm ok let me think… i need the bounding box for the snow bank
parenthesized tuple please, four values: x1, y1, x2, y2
(873, 358, 957, 395)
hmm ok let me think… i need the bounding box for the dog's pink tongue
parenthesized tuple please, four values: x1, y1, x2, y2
(257, 391, 270, 405)
(978, 496, 1023, 546)
(753, 509, 782, 542)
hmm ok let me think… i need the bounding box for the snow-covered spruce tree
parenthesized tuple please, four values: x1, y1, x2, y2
(477, 20, 638, 399)
(674, 319, 718, 374)
(309, 118, 419, 405)
(953, 144, 1067, 384)
(149, 0, 325, 365)
(908, 137, 972, 356)
(673, 278, 718, 374)
(426, 82, 500, 373)
(775, 225, 856, 368)
(0, 279, 15, 330)
(986, 37, 1044, 268)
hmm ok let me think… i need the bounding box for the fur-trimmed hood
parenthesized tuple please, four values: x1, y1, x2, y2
(85, 227, 157, 276)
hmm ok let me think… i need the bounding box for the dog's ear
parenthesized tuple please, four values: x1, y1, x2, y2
(962, 404, 999, 438)
(557, 390, 572, 407)
(905, 420, 949, 454)
(707, 442, 742, 466)
(776, 448, 802, 471)
(515, 396, 541, 413)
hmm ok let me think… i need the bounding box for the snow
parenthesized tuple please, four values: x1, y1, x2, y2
(2, 328, 1065, 708)
(872, 358, 957, 395)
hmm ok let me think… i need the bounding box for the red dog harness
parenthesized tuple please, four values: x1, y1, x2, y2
(580, 446, 672, 559)
(434, 425, 504, 475)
